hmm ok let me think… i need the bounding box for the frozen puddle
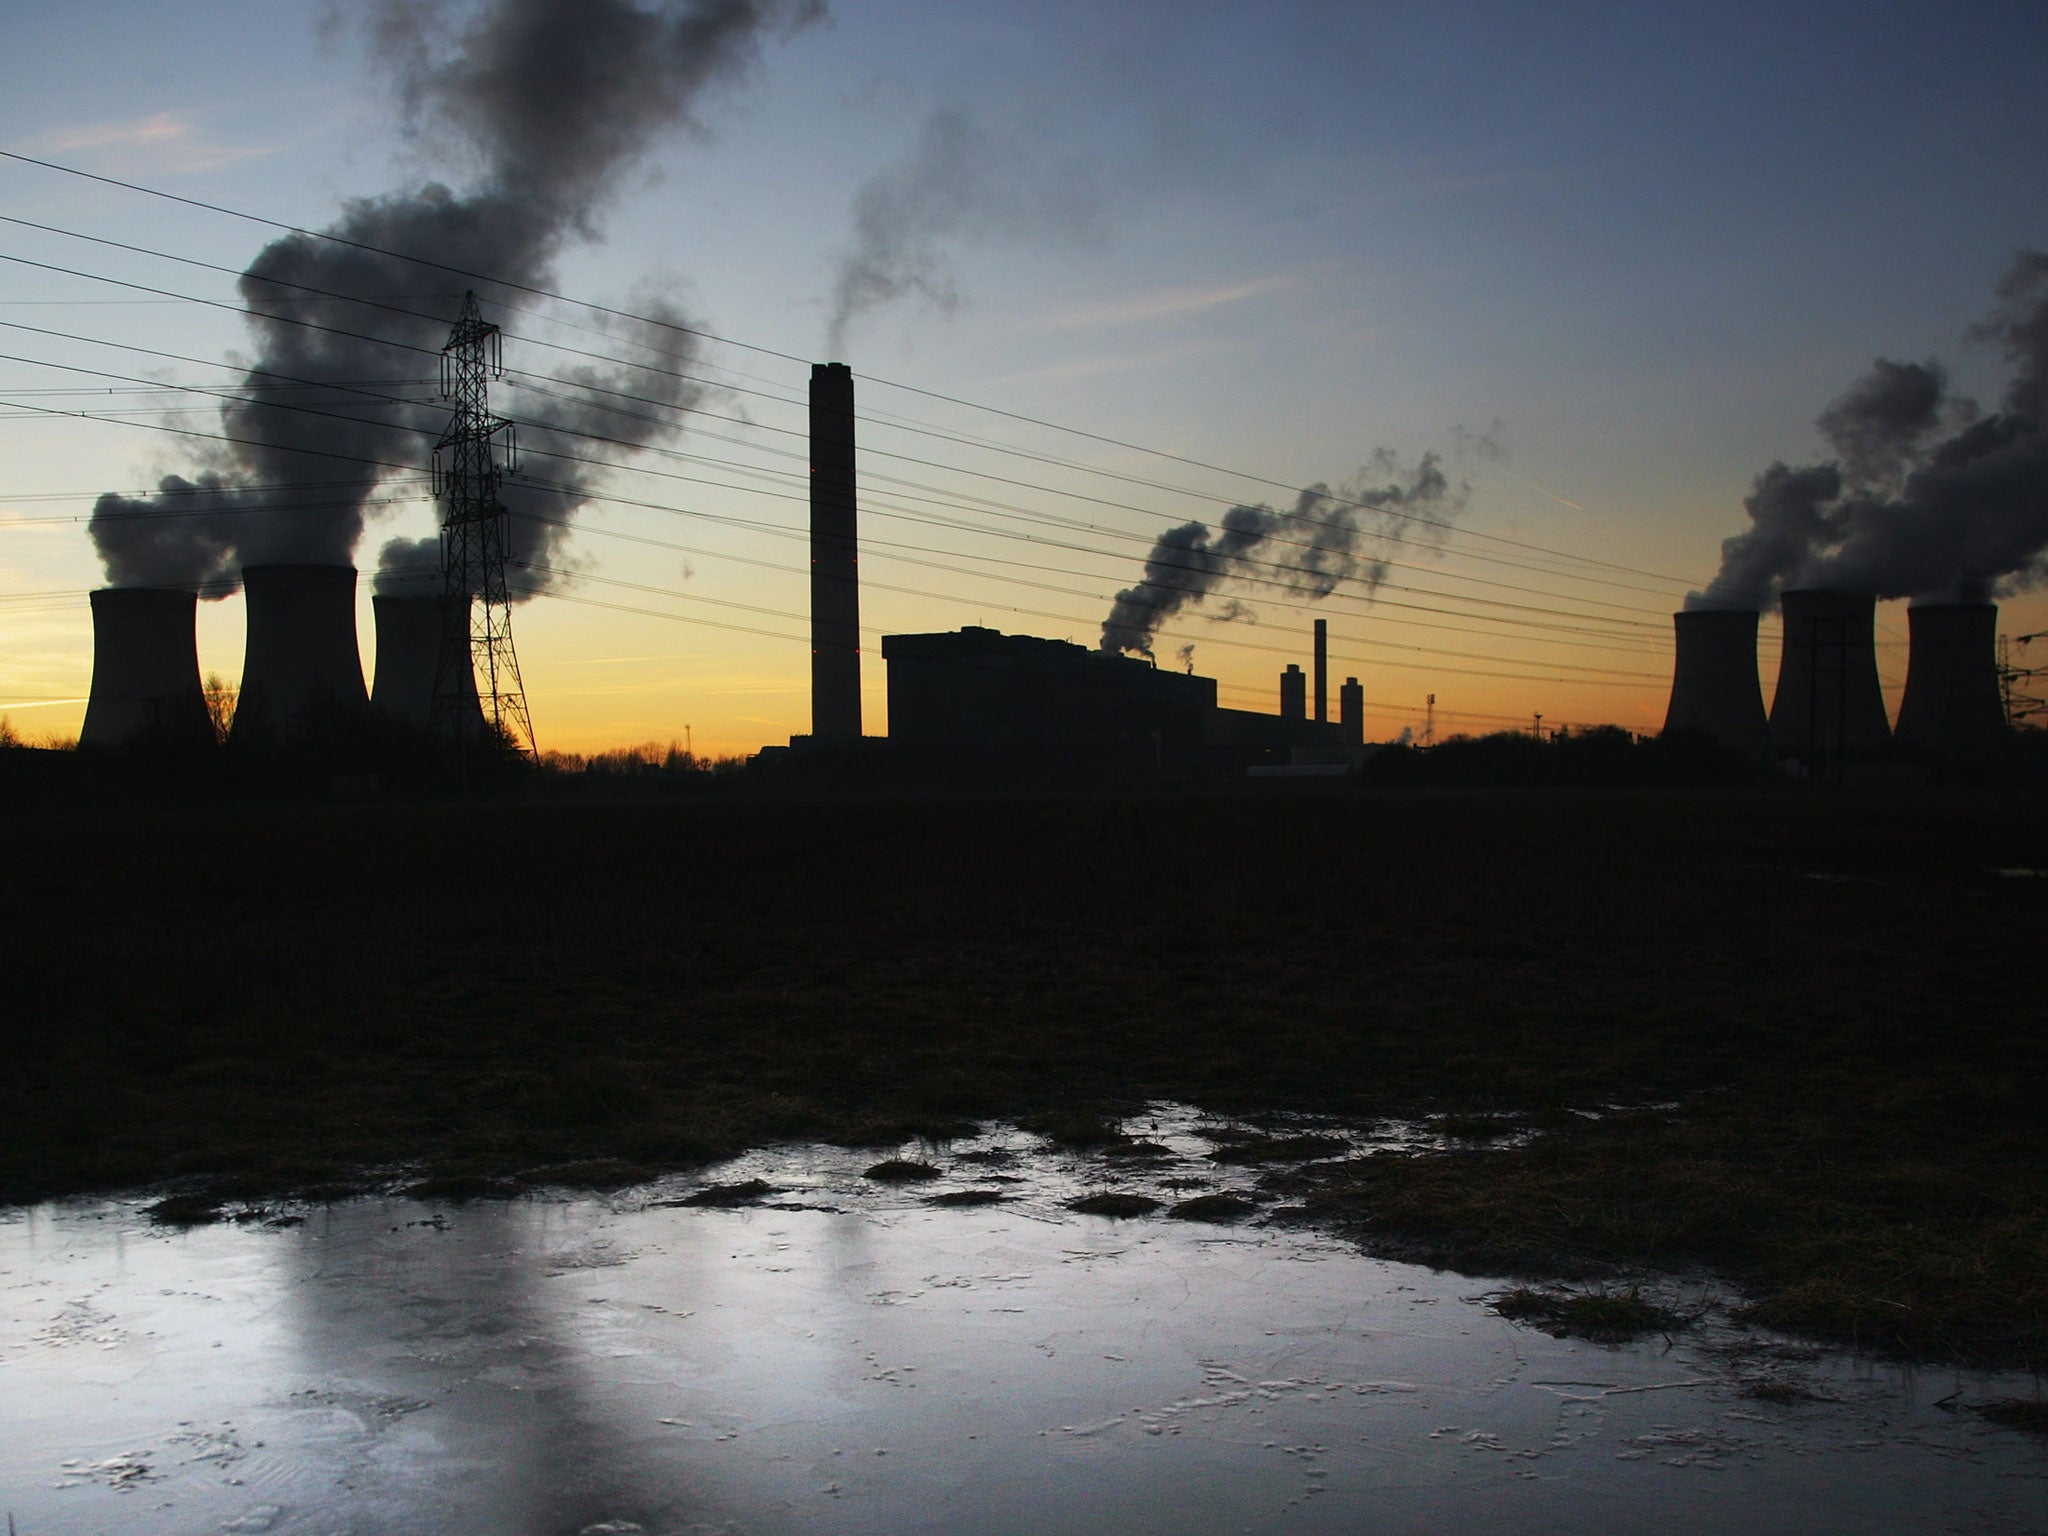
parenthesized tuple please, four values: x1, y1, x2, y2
(3, 1116, 2044, 1535)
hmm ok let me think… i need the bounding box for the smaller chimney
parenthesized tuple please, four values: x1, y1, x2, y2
(1339, 676, 1363, 745)
(1280, 663, 1305, 721)
(1313, 619, 1328, 724)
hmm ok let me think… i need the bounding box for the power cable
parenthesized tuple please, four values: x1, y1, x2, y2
(0, 333, 1673, 643)
(0, 152, 1694, 587)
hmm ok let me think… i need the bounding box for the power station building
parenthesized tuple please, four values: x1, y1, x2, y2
(883, 627, 1215, 773)
(880, 625, 1356, 779)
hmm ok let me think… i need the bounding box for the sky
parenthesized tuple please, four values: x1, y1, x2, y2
(2, 0, 2045, 756)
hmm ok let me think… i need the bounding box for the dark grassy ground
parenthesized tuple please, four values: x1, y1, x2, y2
(3, 789, 2044, 1369)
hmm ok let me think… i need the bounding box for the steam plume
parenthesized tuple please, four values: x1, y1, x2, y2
(825, 106, 1106, 357)
(90, 0, 821, 598)
(1690, 251, 2048, 609)
(1099, 452, 1464, 659)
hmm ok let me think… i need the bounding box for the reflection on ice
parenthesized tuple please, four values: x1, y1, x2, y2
(2, 1109, 2043, 1535)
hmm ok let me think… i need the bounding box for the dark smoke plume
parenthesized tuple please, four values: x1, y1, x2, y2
(1814, 358, 1949, 489)
(1690, 251, 2048, 609)
(1099, 452, 1464, 659)
(90, 0, 821, 599)
(825, 106, 1107, 357)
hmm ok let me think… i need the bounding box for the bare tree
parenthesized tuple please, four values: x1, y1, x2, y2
(202, 673, 237, 746)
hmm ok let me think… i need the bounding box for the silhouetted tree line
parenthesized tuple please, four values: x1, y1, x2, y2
(1357, 723, 2048, 788)
(1358, 725, 1773, 789)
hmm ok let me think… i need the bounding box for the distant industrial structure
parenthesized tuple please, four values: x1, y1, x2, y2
(1659, 587, 2014, 775)
(230, 563, 368, 743)
(372, 592, 484, 735)
(431, 292, 533, 757)
(1662, 607, 1769, 754)
(70, 316, 2032, 786)
(879, 622, 1360, 780)
(1894, 602, 2008, 758)
(810, 361, 863, 743)
(78, 586, 212, 749)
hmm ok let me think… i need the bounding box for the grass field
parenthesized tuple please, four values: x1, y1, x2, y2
(3, 787, 2043, 1370)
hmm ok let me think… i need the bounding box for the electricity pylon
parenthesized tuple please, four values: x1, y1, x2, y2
(431, 290, 536, 761)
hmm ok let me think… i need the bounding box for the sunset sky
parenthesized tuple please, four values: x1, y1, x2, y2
(3, 0, 2045, 757)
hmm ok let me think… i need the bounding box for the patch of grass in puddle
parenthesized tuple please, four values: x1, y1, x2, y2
(1977, 1398, 2048, 1433)
(676, 1179, 777, 1208)
(1068, 1192, 1162, 1217)
(1492, 1285, 1682, 1343)
(519, 1159, 653, 1191)
(1020, 1111, 1128, 1149)
(1103, 1140, 1175, 1159)
(1433, 1114, 1524, 1141)
(1168, 1192, 1259, 1223)
(927, 1189, 1006, 1207)
(401, 1174, 520, 1203)
(1206, 1133, 1349, 1164)
(863, 1159, 940, 1183)
(1739, 1379, 1816, 1404)
(145, 1192, 226, 1228)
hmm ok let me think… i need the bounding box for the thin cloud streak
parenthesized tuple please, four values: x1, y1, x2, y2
(979, 338, 1231, 391)
(1019, 273, 1299, 333)
(27, 111, 282, 174)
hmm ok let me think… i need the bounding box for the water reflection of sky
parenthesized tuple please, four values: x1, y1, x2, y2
(3, 1113, 2044, 1535)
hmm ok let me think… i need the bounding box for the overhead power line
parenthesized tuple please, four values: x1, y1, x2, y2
(0, 383, 1672, 670)
(0, 224, 1682, 616)
(0, 307, 1677, 640)
(0, 148, 1694, 587)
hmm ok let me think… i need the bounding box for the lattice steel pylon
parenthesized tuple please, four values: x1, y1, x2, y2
(431, 290, 535, 761)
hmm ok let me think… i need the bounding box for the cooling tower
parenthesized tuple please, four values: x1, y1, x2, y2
(1893, 602, 2008, 758)
(1661, 608, 1769, 753)
(78, 586, 213, 749)
(1767, 589, 1892, 766)
(811, 361, 862, 741)
(370, 592, 484, 733)
(231, 563, 367, 741)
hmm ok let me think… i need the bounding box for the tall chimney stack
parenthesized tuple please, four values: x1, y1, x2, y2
(1339, 676, 1363, 745)
(1313, 619, 1328, 724)
(810, 362, 861, 741)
